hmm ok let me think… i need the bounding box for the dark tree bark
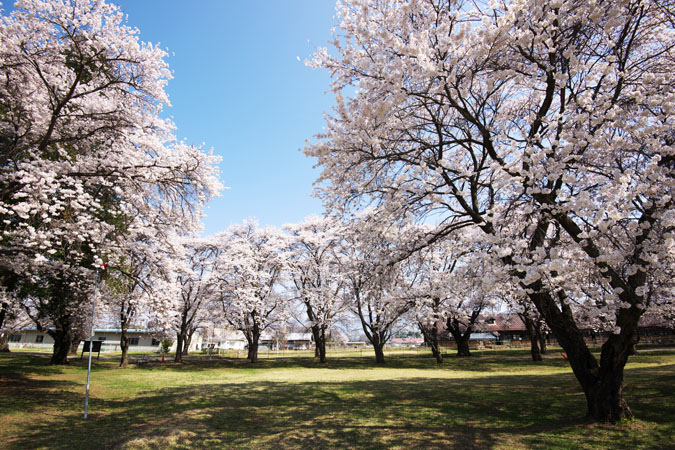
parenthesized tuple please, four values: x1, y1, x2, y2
(246, 333, 260, 363)
(0, 274, 19, 349)
(0, 301, 11, 352)
(360, 326, 388, 364)
(174, 300, 196, 362)
(526, 286, 638, 422)
(48, 323, 74, 365)
(419, 321, 443, 364)
(246, 340, 259, 362)
(120, 327, 129, 368)
(455, 336, 471, 357)
(0, 301, 7, 334)
(311, 324, 327, 363)
(0, 334, 9, 352)
(446, 315, 477, 357)
(520, 314, 543, 362)
(317, 337, 327, 363)
(69, 336, 82, 355)
(174, 332, 184, 363)
(183, 333, 192, 355)
(244, 322, 262, 363)
(372, 335, 386, 364)
(118, 301, 135, 367)
(305, 300, 329, 363)
(538, 327, 548, 355)
(69, 319, 88, 355)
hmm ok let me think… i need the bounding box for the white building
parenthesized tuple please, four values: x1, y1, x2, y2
(200, 329, 246, 351)
(8, 328, 202, 353)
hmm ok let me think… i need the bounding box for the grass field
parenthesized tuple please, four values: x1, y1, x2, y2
(1, 348, 674, 449)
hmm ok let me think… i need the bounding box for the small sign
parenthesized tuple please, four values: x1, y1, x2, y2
(80, 340, 103, 359)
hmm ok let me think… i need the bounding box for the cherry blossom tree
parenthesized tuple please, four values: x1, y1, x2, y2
(306, 0, 675, 421)
(517, 304, 549, 361)
(215, 221, 289, 363)
(0, 288, 31, 352)
(101, 234, 180, 367)
(499, 293, 550, 362)
(395, 231, 454, 363)
(0, 0, 222, 364)
(171, 237, 221, 363)
(408, 233, 497, 360)
(443, 264, 495, 357)
(338, 216, 414, 364)
(284, 215, 345, 363)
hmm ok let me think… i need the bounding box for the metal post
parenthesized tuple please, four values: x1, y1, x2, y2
(84, 267, 101, 420)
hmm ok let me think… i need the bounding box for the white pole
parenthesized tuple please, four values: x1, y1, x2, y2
(84, 267, 101, 420)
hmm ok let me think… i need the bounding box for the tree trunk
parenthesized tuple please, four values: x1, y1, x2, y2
(584, 336, 634, 421)
(365, 331, 387, 364)
(432, 345, 443, 364)
(521, 314, 543, 362)
(183, 334, 192, 355)
(447, 319, 471, 357)
(0, 334, 9, 352)
(246, 324, 261, 363)
(0, 302, 6, 331)
(305, 302, 325, 362)
(174, 333, 184, 363)
(49, 327, 74, 365)
(529, 335, 542, 362)
(419, 323, 443, 364)
(373, 341, 385, 364)
(69, 338, 81, 355)
(456, 338, 471, 357)
(120, 327, 129, 368)
(529, 337, 542, 361)
(247, 339, 259, 362)
(312, 325, 327, 363)
(538, 327, 547, 355)
(0, 302, 8, 351)
(527, 287, 638, 422)
(317, 340, 327, 363)
(69, 323, 87, 355)
(317, 328, 327, 364)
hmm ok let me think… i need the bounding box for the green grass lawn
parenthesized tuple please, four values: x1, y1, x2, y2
(1, 348, 674, 449)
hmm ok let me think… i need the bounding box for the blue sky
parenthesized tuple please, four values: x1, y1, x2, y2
(114, 0, 338, 235)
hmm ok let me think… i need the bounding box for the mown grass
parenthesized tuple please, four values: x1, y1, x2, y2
(1, 348, 674, 449)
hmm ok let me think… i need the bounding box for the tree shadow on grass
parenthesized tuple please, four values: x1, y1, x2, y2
(137, 352, 575, 375)
(3, 359, 673, 450)
(0, 352, 144, 375)
(0, 372, 81, 416)
(0, 373, 608, 449)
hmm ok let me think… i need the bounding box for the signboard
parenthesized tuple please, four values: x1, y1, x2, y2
(80, 340, 103, 359)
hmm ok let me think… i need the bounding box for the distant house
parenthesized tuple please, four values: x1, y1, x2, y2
(260, 332, 313, 350)
(85, 329, 167, 353)
(7, 328, 53, 349)
(201, 330, 246, 351)
(485, 316, 530, 344)
(469, 332, 498, 344)
(8, 328, 201, 353)
(390, 337, 425, 347)
(285, 332, 313, 350)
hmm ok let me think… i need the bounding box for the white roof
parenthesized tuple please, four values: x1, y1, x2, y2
(286, 332, 312, 341)
(470, 333, 497, 340)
